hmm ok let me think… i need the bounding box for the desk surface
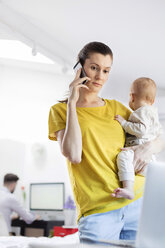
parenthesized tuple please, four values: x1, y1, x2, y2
(30, 243, 134, 248)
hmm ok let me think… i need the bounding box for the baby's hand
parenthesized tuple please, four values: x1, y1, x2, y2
(114, 115, 125, 124)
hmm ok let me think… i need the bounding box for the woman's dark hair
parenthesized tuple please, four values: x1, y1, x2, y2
(4, 173, 19, 184)
(59, 41, 113, 103)
(78, 41, 113, 67)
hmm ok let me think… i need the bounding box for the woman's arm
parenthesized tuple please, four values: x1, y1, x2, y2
(56, 102, 82, 164)
(122, 136, 165, 174)
(56, 69, 90, 164)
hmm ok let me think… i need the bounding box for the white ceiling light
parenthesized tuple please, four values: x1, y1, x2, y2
(0, 40, 54, 64)
(0, 1, 73, 67)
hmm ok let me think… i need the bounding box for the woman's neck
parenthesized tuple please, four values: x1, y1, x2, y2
(76, 91, 104, 107)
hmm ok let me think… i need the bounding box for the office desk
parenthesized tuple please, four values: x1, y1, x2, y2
(12, 219, 64, 237)
(29, 242, 134, 248)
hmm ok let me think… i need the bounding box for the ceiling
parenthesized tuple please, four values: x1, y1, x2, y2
(0, 0, 165, 102)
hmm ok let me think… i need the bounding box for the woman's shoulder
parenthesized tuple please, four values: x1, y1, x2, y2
(50, 102, 67, 112)
(105, 99, 130, 110)
(105, 99, 131, 119)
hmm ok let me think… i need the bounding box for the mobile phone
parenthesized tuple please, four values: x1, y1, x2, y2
(73, 61, 88, 84)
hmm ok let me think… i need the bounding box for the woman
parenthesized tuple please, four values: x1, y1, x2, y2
(48, 42, 162, 244)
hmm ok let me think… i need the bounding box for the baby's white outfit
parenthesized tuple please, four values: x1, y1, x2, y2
(117, 105, 162, 182)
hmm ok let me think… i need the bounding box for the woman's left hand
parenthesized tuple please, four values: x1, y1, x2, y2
(121, 141, 153, 174)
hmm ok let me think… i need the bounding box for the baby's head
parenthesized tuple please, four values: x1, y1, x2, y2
(129, 77, 156, 111)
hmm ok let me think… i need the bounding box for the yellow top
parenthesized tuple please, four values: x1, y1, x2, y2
(48, 99, 145, 221)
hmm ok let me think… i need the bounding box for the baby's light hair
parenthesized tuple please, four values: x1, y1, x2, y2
(132, 77, 156, 104)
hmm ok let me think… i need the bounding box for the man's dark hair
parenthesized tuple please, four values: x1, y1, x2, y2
(4, 173, 19, 184)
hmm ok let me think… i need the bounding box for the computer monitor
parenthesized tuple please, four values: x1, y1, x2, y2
(30, 183, 64, 211)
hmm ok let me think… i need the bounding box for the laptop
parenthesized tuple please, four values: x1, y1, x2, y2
(135, 161, 165, 248)
(102, 161, 165, 248)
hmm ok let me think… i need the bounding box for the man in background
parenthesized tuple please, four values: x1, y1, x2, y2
(0, 173, 38, 235)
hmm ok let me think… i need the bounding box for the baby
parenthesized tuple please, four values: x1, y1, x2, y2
(112, 77, 162, 200)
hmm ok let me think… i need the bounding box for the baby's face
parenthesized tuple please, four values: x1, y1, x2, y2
(129, 85, 135, 110)
(129, 94, 134, 110)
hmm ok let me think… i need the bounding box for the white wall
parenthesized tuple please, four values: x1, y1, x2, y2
(0, 62, 73, 207)
(0, 63, 71, 142)
(0, 139, 25, 202)
(24, 141, 72, 209)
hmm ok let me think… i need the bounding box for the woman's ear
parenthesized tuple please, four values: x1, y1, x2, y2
(151, 99, 155, 105)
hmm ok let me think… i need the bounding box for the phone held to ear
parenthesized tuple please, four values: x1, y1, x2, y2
(73, 61, 88, 84)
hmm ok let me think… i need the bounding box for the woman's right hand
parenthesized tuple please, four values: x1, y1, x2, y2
(68, 68, 90, 105)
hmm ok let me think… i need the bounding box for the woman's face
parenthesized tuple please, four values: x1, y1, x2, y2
(83, 53, 112, 92)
